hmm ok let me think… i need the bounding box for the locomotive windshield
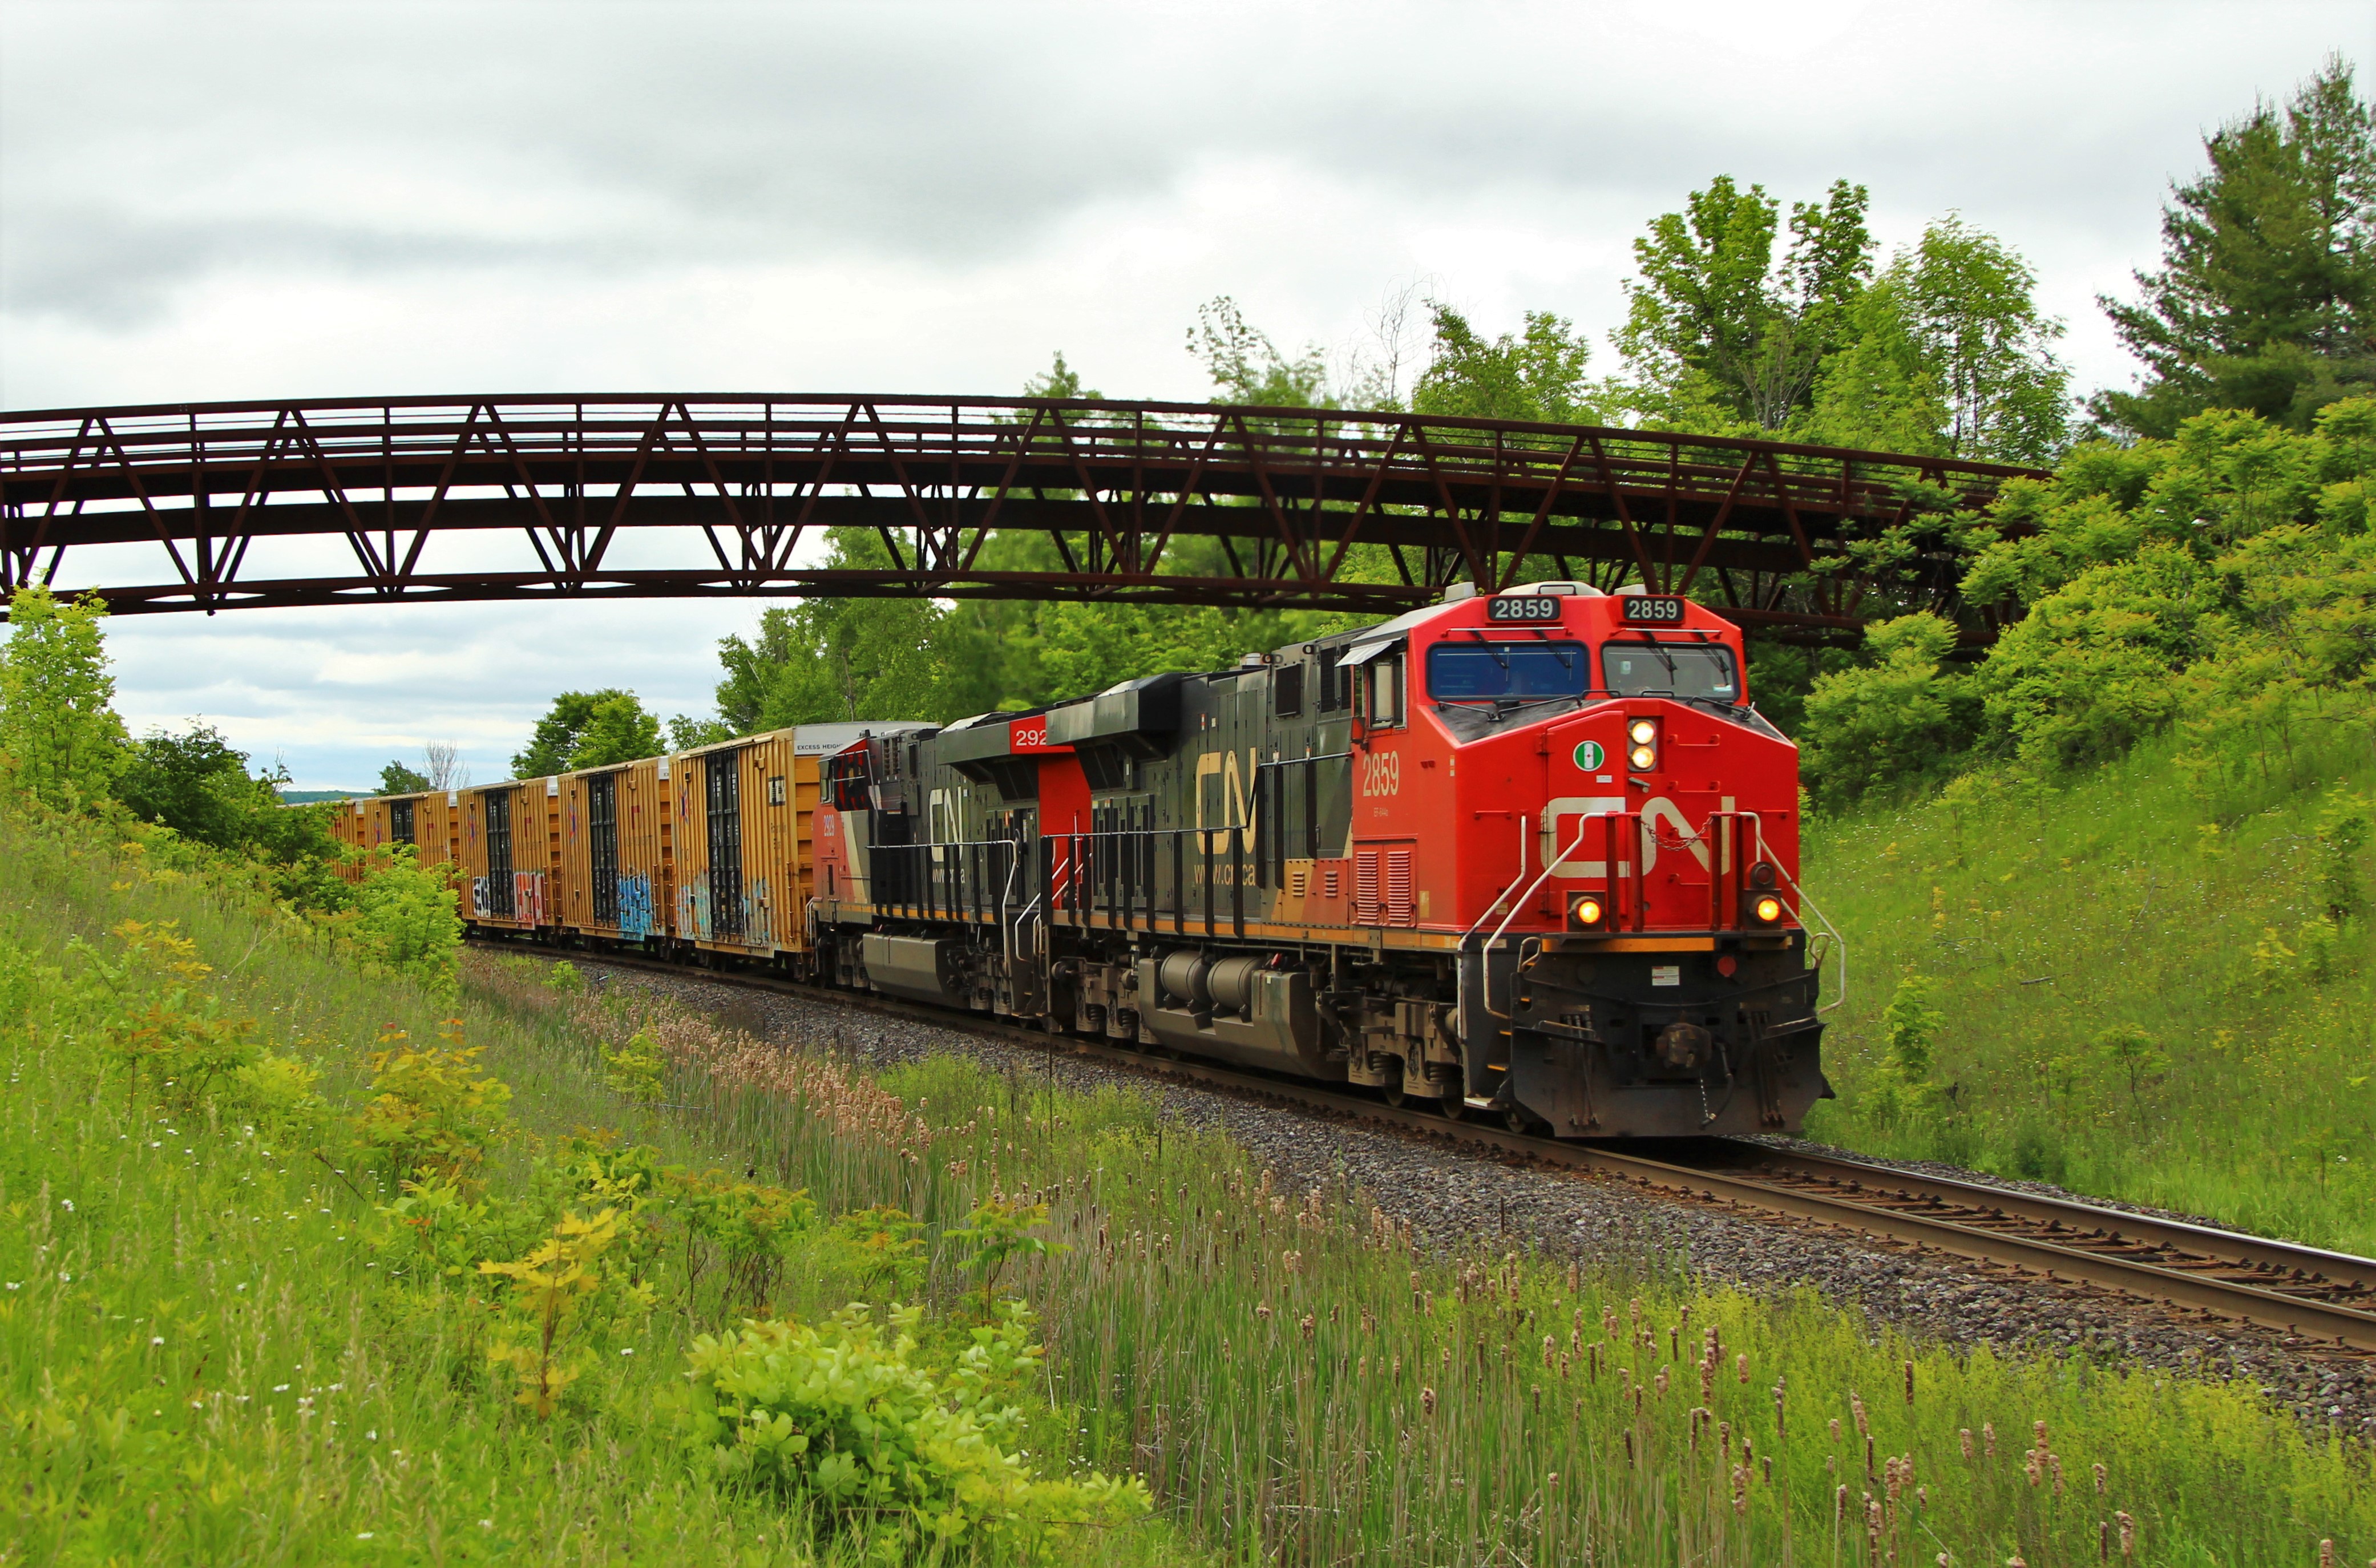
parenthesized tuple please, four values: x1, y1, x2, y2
(1602, 638, 1741, 704)
(1426, 640, 1590, 702)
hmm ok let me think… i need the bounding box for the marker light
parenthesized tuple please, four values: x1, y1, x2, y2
(1753, 895, 1784, 924)
(1627, 719, 1658, 745)
(1627, 744, 1658, 770)
(1571, 895, 1605, 927)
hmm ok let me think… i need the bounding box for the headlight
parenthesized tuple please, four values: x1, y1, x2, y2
(1627, 743, 1658, 770)
(1753, 895, 1784, 924)
(1627, 718, 1658, 745)
(1571, 895, 1604, 927)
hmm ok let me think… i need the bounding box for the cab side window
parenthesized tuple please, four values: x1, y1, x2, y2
(1364, 654, 1405, 729)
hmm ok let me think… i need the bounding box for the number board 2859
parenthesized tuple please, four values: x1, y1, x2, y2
(1485, 596, 1563, 623)
(1620, 596, 1687, 625)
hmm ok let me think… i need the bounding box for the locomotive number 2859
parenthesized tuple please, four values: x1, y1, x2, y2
(1487, 595, 1563, 622)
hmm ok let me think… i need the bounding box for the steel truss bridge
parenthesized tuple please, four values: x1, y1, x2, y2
(0, 394, 2042, 640)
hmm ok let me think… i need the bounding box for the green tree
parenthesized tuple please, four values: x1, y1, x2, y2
(116, 723, 331, 861)
(0, 584, 128, 811)
(713, 531, 956, 728)
(565, 691, 661, 769)
(1187, 296, 1332, 406)
(1616, 176, 1874, 431)
(1409, 304, 1604, 423)
(665, 714, 735, 751)
(1800, 217, 2070, 463)
(2094, 57, 2376, 437)
(512, 689, 647, 777)
(379, 759, 431, 794)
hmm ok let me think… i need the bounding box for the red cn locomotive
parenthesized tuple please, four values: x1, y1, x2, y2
(811, 581, 1834, 1138)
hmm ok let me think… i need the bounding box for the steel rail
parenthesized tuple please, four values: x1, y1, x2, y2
(474, 940, 2376, 1353)
(4, 394, 2042, 638)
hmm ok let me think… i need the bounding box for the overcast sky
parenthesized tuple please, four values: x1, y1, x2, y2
(3, 0, 2368, 787)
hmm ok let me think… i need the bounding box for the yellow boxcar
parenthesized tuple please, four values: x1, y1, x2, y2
(669, 730, 817, 959)
(327, 791, 452, 875)
(557, 755, 671, 943)
(460, 778, 561, 932)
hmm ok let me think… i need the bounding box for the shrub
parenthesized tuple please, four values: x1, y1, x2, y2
(479, 1208, 652, 1417)
(1800, 613, 1981, 808)
(680, 1303, 1149, 1554)
(348, 848, 462, 992)
(351, 1023, 513, 1186)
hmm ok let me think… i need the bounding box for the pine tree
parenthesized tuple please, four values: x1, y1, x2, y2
(2094, 56, 2376, 437)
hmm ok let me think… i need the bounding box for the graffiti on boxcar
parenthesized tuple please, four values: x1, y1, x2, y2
(470, 877, 492, 918)
(514, 872, 549, 927)
(619, 872, 654, 939)
(747, 876, 769, 947)
(677, 880, 707, 942)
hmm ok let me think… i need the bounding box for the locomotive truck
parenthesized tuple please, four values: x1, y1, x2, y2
(335, 581, 1835, 1138)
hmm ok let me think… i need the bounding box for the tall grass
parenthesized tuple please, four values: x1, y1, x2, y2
(9, 811, 2373, 1565)
(648, 1038, 2370, 1566)
(1804, 723, 2376, 1254)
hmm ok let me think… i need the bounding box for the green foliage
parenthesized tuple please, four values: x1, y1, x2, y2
(1187, 295, 1330, 406)
(819, 1205, 928, 1298)
(1409, 304, 1605, 423)
(8, 809, 2374, 1565)
(1974, 543, 2206, 771)
(2313, 785, 2372, 920)
(666, 713, 736, 751)
(512, 688, 661, 777)
(116, 721, 335, 862)
(2095, 56, 2376, 437)
(1804, 715, 2376, 1254)
(0, 584, 127, 811)
(603, 1027, 668, 1102)
(2091, 1024, 2169, 1118)
(1799, 216, 2070, 463)
(1858, 971, 1950, 1131)
(1615, 175, 1874, 431)
(680, 1303, 1149, 1554)
(378, 758, 431, 794)
(672, 1169, 818, 1313)
(945, 1196, 1064, 1319)
(715, 530, 957, 727)
(346, 845, 462, 991)
(480, 1208, 651, 1417)
(1800, 613, 1980, 807)
(351, 1022, 514, 1186)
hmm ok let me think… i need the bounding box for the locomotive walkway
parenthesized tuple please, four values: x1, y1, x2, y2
(1, 394, 2043, 641)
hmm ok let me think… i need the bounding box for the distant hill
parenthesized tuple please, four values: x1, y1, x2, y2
(278, 789, 365, 803)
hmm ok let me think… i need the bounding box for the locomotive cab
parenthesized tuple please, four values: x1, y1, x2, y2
(1397, 581, 1831, 1137)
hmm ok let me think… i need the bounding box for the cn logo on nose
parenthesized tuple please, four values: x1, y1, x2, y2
(1573, 741, 1605, 770)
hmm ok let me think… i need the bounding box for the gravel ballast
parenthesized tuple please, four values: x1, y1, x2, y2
(549, 954, 2376, 1441)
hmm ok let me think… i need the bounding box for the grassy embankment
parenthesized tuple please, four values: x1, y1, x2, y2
(5, 811, 2373, 1564)
(1805, 724, 2376, 1256)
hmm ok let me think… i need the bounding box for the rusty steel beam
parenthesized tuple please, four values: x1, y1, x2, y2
(0, 394, 2042, 639)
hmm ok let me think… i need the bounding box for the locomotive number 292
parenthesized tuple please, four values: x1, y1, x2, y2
(1359, 750, 1401, 797)
(1487, 595, 1563, 622)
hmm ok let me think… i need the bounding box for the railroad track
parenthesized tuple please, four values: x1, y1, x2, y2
(484, 939, 2376, 1355)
